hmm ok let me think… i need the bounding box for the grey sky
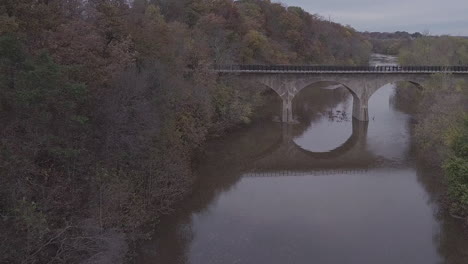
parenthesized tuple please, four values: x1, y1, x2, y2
(281, 0, 468, 36)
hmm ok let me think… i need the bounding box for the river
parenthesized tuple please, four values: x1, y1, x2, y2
(137, 55, 468, 264)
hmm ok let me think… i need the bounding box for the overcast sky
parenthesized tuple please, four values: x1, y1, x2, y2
(281, 0, 468, 36)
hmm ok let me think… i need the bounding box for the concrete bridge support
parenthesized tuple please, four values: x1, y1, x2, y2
(282, 97, 293, 123)
(351, 94, 369, 122)
(345, 81, 374, 122)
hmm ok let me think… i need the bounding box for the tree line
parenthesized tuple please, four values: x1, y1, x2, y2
(363, 31, 423, 55)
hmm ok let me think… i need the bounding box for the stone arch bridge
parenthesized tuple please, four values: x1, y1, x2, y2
(215, 65, 468, 122)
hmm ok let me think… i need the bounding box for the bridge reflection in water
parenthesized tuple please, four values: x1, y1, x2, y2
(245, 119, 376, 177)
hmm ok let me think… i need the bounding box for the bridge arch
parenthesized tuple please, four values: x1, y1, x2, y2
(244, 78, 289, 123)
(353, 78, 425, 121)
(295, 80, 357, 96)
(366, 79, 424, 117)
(254, 77, 296, 123)
(294, 79, 369, 122)
(255, 79, 285, 98)
(292, 81, 352, 124)
(407, 81, 424, 90)
(368, 79, 424, 97)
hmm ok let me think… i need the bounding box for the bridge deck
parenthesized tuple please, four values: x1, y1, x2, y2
(244, 169, 371, 177)
(214, 65, 468, 74)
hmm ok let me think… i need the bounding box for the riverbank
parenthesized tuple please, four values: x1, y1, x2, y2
(385, 45, 468, 225)
(408, 74, 468, 223)
(417, 114, 468, 224)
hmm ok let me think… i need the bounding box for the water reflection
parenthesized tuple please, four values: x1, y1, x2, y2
(137, 75, 468, 264)
(293, 87, 353, 153)
(246, 120, 370, 177)
(370, 53, 399, 66)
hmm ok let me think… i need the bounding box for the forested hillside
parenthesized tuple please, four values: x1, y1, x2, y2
(0, 0, 372, 263)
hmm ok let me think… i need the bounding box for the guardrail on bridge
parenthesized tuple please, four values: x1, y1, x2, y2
(213, 65, 468, 73)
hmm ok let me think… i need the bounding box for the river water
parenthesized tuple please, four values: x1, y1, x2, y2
(137, 55, 468, 264)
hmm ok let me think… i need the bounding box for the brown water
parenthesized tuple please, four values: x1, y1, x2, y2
(137, 57, 468, 264)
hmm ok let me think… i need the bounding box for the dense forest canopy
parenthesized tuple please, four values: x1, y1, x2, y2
(149, 0, 373, 65)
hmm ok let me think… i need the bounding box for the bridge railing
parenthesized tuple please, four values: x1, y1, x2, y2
(213, 65, 468, 73)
